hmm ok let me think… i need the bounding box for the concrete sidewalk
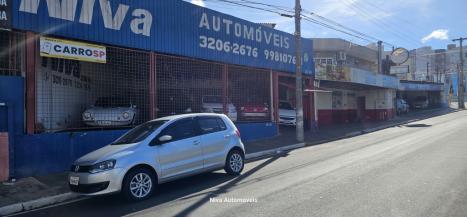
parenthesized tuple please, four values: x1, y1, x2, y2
(0, 107, 458, 216)
(246, 107, 458, 154)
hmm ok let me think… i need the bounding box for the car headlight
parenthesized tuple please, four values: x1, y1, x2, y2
(83, 112, 92, 119)
(122, 112, 130, 119)
(89, 160, 116, 174)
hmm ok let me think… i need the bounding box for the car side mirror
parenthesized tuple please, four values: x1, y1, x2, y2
(159, 135, 172, 142)
(150, 135, 172, 146)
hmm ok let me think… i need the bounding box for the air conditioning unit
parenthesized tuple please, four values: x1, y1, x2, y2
(338, 51, 347, 61)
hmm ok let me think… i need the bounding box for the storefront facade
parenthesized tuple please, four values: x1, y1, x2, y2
(0, 0, 314, 178)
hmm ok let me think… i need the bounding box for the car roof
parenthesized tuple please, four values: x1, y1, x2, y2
(152, 113, 225, 122)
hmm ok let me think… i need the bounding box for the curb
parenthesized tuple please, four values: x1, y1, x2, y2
(245, 143, 305, 161)
(0, 193, 81, 216)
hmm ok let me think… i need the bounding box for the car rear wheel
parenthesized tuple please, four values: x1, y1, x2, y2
(122, 167, 156, 201)
(225, 149, 244, 175)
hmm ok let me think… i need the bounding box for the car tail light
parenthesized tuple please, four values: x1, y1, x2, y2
(235, 129, 241, 138)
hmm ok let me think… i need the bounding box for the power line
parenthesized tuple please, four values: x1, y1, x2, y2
(204, 0, 293, 17)
(301, 9, 394, 47)
(341, 0, 422, 47)
(301, 14, 374, 43)
(227, 0, 394, 46)
(207, 0, 396, 47)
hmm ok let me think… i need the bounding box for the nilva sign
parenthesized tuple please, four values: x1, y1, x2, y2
(13, 0, 314, 74)
(18, 0, 152, 36)
(0, 0, 11, 29)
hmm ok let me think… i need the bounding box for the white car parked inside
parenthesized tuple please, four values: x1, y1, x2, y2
(201, 95, 237, 122)
(69, 113, 245, 200)
(279, 101, 296, 126)
(83, 97, 137, 127)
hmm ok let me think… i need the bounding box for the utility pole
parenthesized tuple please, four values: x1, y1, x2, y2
(377, 41, 382, 74)
(294, 0, 304, 142)
(426, 62, 430, 81)
(453, 37, 466, 109)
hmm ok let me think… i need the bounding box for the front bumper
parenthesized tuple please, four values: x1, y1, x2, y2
(68, 168, 125, 195)
(83, 120, 133, 127)
(279, 116, 296, 126)
(241, 112, 268, 117)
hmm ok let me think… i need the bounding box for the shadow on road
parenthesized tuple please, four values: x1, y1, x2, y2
(405, 123, 432, 128)
(26, 154, 288, 217)
(173, 153, 287, 217)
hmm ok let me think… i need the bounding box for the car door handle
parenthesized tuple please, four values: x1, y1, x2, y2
(224, 134, 231, 138)
(193, 141, 200, 145)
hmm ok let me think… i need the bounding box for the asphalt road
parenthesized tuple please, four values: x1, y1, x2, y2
(13, 110, 467, 217)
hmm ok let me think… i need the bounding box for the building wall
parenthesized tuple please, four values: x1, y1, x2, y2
(315, 88, 395, 126)
(0, 133, 8, 181)
(414, 46, 433, 81)
(446, 45, 467, 77)
(36, 57, 96, 131)
(313, 38, 378, 73)
(316, 92, 332, 126)
(331, 90, 358, 124)
(357, 89, 395, 121)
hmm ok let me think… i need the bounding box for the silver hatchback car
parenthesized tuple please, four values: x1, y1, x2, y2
(69, 113, 245, 200)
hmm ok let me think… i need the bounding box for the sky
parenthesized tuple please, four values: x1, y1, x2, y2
(187, 0, 467, 51)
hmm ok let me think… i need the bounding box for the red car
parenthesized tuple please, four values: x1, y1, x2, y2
(239, 103, 270, 120)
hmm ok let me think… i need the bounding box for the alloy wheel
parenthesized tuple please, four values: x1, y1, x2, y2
(129, 173, 153, 198)
(229, 153, 243, 173)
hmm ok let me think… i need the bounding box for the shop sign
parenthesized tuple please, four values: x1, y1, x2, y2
(390, 65, 409, 74)
(399, 82, 443, 91)
(40, 37, 106, 63)
(390, 47, 409, 64)
(13, 0, 314, 74)
(315, 64, 350, 82)
(0, 0, 11, 29)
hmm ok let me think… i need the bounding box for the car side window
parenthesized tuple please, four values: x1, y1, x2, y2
(197, 117, 226, 134)
(158, 118, 196, 143)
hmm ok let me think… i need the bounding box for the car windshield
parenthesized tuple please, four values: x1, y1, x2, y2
(111, 120, 168, 145)
(203, 96, 222, 103)
(95, 97, 131, 108)
(279, 102, 293, 110)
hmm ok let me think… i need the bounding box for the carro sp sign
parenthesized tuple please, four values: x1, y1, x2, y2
(40, 37, 106, 63)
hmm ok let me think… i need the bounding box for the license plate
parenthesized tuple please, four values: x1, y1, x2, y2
(97, 121, 112, 126)
(69, 176, 79, 186)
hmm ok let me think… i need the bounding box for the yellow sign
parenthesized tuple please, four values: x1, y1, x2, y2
(40, 37, 106, 63)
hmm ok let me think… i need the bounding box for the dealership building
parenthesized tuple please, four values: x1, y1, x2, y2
(0, 1, 446, 181)
(0, 0, 316, 179)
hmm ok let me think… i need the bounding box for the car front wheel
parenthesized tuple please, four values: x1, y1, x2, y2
(225, 149, 244, 175)
(122, 167, 156, 201)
